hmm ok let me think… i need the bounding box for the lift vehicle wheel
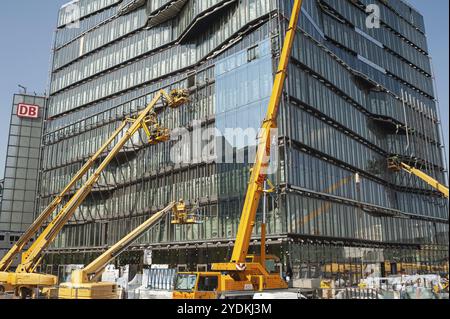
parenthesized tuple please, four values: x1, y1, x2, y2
(16, 287, 33, 299)
(0, 285, 5, 294)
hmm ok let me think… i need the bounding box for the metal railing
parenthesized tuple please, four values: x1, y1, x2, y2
(341, 288, 379, 299)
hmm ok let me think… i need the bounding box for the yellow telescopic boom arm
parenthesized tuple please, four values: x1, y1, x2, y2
(13, 89, 188, 274)
(73, 202, 178, 284)
(230, 0, 303, 263)
(400, 162, 449, 198)
(0, 121, 128, 272)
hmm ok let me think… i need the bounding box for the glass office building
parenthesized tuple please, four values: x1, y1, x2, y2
(40, 0, 448, 282)
(0, 180, 3, 208)
(0, 94, 46, 262)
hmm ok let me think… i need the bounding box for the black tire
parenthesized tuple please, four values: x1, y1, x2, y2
(18, 287, 32, 299)
(0, 285, 5, 294)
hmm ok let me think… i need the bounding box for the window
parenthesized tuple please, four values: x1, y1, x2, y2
(247, 46, 259, 62)
(187, 72, 196, 88)
(174, 274, 197, 291)
(197, 276, 218, 292)
(9, 235, 20, 243)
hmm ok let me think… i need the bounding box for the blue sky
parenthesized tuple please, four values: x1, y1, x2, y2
(0, 0, 448, 178)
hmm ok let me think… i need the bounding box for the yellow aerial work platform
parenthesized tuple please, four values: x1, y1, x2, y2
(0, 89, 189, 298)
(173, 0, 305, 300)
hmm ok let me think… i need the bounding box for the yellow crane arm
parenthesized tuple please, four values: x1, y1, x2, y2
(14, 89, 188, 274)
(0, 121, 128, 272)
(400, 162, 449, 198)
(230, 0, 303, 264)
(72, 202, 178, 284)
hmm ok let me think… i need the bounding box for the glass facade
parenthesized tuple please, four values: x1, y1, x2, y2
(41, 0, 448, 278)
(0, 179, 4, 204)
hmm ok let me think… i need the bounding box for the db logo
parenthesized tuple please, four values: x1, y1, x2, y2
(17, 103, 39, 119)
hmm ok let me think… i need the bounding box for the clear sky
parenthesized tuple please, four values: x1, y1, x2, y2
(0, 0, 448, 179)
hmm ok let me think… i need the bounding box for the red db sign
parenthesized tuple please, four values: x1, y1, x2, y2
(17, 103, 39, 119)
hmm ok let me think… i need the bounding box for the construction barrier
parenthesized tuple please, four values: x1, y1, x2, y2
(343, 288, 379, 299)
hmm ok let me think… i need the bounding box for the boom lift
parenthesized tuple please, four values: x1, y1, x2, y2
(58, 201, 201, 299)
(0, 122, 131, 295)
(173, 0, 304, 299)
(0, 89, 189, 298)
(388, 157, 449, 198)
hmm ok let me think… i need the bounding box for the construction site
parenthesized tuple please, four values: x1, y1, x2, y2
(0, 0, 448, 300)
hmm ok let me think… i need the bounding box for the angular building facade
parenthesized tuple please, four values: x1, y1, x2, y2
(40, 0, 448, 284)
(0, 94, 46, 262)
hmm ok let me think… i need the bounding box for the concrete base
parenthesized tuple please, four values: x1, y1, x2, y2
(292, 278, 321, 289)
(130, 288, 172, 299)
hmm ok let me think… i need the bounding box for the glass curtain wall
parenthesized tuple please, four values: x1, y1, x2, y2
(41, 0, 448, 275)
